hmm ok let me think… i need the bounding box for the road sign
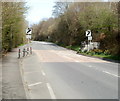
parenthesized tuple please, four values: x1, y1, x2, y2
(26, 28, 32, 35)
(26, 35, 31, 39)
(26, 28, 32, 39)
(88, 36, 92, 40)
(86, 30, 91, 37)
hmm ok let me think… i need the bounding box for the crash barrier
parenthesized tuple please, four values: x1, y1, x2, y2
(18, 47, 32, 58)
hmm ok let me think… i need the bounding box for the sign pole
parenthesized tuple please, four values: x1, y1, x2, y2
(88, 40, 89, 51)
(26, 28, 32, 55)
(86, 30, 92, 52)
(27, 38, 29, 54)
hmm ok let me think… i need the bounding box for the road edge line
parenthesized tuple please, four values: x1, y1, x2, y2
(46, 83, 56, 99)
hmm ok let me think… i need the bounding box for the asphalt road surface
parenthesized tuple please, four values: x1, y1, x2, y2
(21, 41, 119, 99)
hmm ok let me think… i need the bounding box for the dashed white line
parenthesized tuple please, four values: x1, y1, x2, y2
(88, 65, 119, 78)
(46, 83, 56, 99)
(88, 65, 92, 67)
(75, 60, 79, 62)
(88, 65, 99, 70)
(102, 71, 118, 77)
(41, 70, 46, 76)
(25, 71, 40, 74)
(28, 82, 42, 87)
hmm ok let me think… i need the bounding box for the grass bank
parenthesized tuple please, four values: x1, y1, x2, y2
(56, 43, 120, 62)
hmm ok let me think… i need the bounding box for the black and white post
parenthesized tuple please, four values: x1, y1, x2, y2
(26, 28, 32, 43)
(26, 28, 32, 54)
(86, 30, 92, 51)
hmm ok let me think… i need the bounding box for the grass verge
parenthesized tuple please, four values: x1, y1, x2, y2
(58, 44, 120, 61)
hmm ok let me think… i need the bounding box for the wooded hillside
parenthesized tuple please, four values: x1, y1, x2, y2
(32, 2, 120, 56)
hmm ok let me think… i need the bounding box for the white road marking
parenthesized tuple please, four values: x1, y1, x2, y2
(28, 82, 42, 87)
(102, 71, 118, 77)
(88, 65, 119, 78)
(46, 83, 56, 99)
(88, 65, 92, 67)
(41, 70, 46, 76)
(75, 60, 79, 62)
(88, 65, 99, 70)
(25, 71, 40, 74)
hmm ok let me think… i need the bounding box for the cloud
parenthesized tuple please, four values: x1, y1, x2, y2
(25, 0, 55, 25)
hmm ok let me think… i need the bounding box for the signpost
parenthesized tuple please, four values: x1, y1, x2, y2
(18, 28, 32, 58)
(25, 28, 32, 56)
(85, 30, 92, 51)
(86, 30, 91, 37)
(88, 36, 92, 41)
(26, 28, 32, 40)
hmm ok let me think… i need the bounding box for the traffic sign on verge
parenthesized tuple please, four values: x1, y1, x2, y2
(26, 28, 32, 39)
(26, 35, 31, 39)
(86, 30, 91, 37)
(26, 28, 32, 35)
(88, 36, 92, 40)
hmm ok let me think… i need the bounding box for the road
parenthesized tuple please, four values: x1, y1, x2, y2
(21, 41, 119, 99)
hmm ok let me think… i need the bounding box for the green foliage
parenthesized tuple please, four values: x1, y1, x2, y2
(2, 2, 28, 52)
(79, 49, 120, 61)
(91, 49, 104, 55)
(104, 50, 111, 55)
(32, 2, 119, 56)
(66, 45, 80, 51)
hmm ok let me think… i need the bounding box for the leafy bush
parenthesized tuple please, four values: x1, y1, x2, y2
(104, 50, 111, 55)
(92, 49, 104, 55)
(2, 2, 27, 52)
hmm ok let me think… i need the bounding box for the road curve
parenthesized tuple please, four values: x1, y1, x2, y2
(22, 41, 118, 99)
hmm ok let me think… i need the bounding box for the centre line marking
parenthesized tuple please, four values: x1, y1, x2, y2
(75, 60, 79, 62)
(28, 82, 42, 87)
(88, 65, 92, 67)
(46, 83, 56, 99)
(102, 71, 118, 77)
(25, 71, 40, 74)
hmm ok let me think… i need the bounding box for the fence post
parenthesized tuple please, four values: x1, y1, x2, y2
(27, 47, 29, 55)
(23, 48, 25, 57)
(18, 49, 21, 59)
(30, 47, 32, 54)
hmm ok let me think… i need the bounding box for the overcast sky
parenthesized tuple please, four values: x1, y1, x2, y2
(25, 0, 110, 26)
(25, 0, 55, 26)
